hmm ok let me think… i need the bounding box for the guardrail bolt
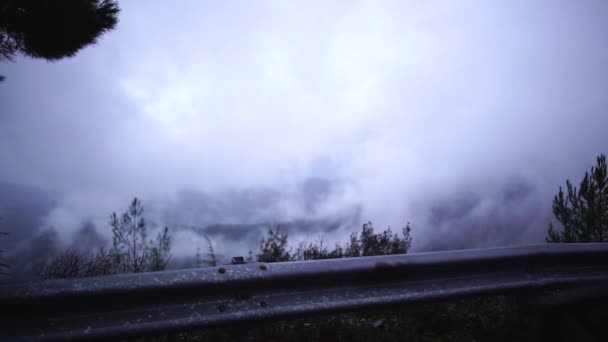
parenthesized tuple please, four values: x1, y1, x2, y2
(217, 304, 227, 312)
(218, 267, 226, 274)
(259, 264, 267, 270)
(259, 300, 268, 308)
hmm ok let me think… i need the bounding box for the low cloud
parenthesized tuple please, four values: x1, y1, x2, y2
(416, 177, 550, 252)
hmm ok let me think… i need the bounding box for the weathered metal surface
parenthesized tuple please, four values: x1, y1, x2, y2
(1, 243, 608, 341)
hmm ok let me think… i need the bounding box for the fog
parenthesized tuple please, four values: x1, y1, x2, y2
(1, 1, 608, 268)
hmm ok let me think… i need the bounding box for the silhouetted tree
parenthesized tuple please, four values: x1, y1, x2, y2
(344, 222, 412, 257)
(148, 226, 171, 271)
(0, 0, 119, 60)
(40, 198, 172, 279)
(0, 215, 8, 274)
(39, 248, 113, 279)
(547, 154, 608, 242)
(194, 234, 216, 267)
(195, 246, 202, 268)
(257, 224, 291, 262)
(293, 237, 343, 261)
(259, 221, 413, 262)
(0, 0, 119, 80)
(0, 231, 8, 275)
(109, 197, 172, 273)
(203, 234, 217, 267)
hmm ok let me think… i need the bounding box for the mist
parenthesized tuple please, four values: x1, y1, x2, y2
(1, 1, 608, 269)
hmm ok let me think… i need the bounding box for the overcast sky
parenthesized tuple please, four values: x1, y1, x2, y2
(1, 0, 608, 257)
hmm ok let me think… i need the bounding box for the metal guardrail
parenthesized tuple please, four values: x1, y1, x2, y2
(1, 243, 608, 341)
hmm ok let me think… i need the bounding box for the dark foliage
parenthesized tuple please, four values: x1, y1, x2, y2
(148, 226, 171, 271)
(547, 154, 608, 242)
(257, 224, 291, 262)
(109, 197, 171, 273)
(0, 30, 18, 62)
(39, 248, 113, 279)
(293, 238, 344, 261)
(0, 0, 120, 60)
(259, 221, 413, 263)
(195, 234, 217, 267)
(344, 221, 412, 257)
(0, 231, 8, 274)
(40, 197, 172, 279)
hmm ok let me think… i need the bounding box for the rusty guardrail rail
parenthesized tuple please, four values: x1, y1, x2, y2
(1, 243, 608, 341)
